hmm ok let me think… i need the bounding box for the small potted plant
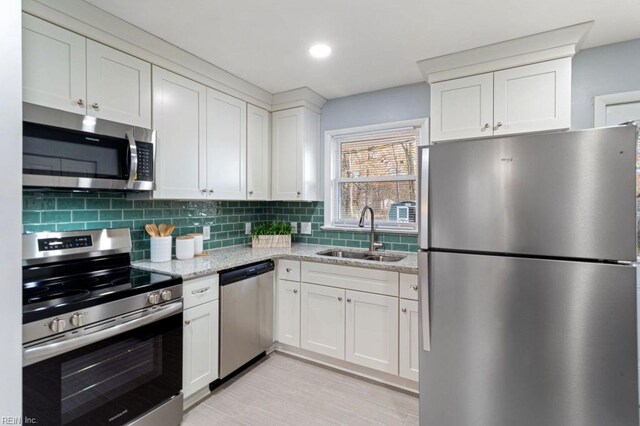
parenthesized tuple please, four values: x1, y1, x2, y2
(251, 222, 292, 248)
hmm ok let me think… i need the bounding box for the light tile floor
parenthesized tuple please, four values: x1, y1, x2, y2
(183, 352, 419, 425)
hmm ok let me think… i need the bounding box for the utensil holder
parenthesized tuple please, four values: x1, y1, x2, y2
(150, 236, 172, 262)
(176, 236, 195, 260)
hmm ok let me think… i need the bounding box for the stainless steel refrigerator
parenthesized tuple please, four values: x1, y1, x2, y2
(418, 125, 639, 426)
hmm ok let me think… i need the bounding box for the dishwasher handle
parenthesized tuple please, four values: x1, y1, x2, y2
(219, 260, 275, 286)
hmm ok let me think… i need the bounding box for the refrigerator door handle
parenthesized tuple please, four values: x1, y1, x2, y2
(419, 251, 431, 351)
(419, 147, 429, 249)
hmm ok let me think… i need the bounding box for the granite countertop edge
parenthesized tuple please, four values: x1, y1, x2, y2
(132, 243, 418, 280)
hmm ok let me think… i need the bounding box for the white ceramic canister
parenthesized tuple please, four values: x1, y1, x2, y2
(150, 236, 172, 262)
(176, 235, 195, 260)
(188, 233, 204, 255)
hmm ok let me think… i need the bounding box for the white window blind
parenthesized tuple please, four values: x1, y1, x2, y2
(331, 126, 420, 230)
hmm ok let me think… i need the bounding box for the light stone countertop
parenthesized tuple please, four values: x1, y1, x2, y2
(132, 243, 418, 280)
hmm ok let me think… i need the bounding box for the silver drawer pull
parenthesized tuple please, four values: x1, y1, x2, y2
(192, 287, 210, 295)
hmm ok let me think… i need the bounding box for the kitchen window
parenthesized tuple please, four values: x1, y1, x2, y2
(324, 119, 428, 232)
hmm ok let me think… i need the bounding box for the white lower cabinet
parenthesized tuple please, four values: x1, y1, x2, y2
(345, 290, 399, 374)
(183, 300, 219, 398)
(399, 299, 419, 381)
(300, 283, 345, 359)
(277, 279, 300, 347)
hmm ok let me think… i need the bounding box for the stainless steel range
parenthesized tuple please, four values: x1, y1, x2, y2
(22, 228, 184, 426)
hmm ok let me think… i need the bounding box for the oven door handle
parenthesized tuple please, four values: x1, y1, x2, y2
(23, 301, 182, 366)
(125, 130, 138, 189)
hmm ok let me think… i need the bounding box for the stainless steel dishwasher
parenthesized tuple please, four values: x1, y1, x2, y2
(219, 260, 274, 379)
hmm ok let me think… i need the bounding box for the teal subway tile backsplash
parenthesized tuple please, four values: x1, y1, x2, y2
(22, 192, 418, 260)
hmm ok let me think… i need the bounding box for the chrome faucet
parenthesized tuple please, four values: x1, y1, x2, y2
(358, 206, 383, 252)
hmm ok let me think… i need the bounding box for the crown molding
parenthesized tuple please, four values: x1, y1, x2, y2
(23, 0, 274, 110)
(417, 21, 593, 84)
(271, 87, 327, 114)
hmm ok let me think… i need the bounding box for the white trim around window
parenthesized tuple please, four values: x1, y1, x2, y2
(323, 118, 429, 233)
(594, 90, 640, 127)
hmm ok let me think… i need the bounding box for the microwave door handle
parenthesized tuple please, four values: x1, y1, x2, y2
(23, 301, 182, 366)
(125, 130, 138, 189)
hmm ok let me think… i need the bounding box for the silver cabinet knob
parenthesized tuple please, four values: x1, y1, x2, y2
(338, 296, 343, 301)
(402, 308, 407, 313)
(185, 320, 191, 325)
(249, 190, 254, 196)
(200, 189, 207, 194)
(147, 292, 160, 304)
(208, 189, 214, 194)
(483, 123, 490, 129)
(296, 191, 301, 197)
(411, 285, 418, 291)
(49, 318, 66, 333)
(495, 122, 503, 129)
(286, 267, 292, 272)
(160, 290, 172, 301)
(346, 298, 352, 303)
(91, 102, 99, 110)
(77, 99, 85, 107)
(70, 312, 85, 327)
(293, 289, 298, 294)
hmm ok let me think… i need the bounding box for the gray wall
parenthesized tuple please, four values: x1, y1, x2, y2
(572, 38, 640, 129)
(321, 82, 430, 132)
(0, 0, 23, 416)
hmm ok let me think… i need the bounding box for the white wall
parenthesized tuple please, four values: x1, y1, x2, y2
(0, 0, 23, 418)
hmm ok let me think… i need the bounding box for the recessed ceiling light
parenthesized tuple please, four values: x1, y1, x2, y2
(309, 43, 331, 59)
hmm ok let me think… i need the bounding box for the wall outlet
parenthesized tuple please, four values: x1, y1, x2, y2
(245, 222, 252, 235)
(203, 225, 211, 240)
(301, 222, 312, 235)
(290, 222, 298, 234)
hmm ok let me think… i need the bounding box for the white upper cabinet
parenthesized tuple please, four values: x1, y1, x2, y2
(430, 73, 494, 142)
(430, 58, 572, 142)
(247, 104, 271, 200)
(86, 40, 151, 128)
(300, 283, 345, 359)
(493, 58, 571, 135)
(206, 88, 247, 200)
(22, 14, 86, 114)
(271, 107, 320, 201)
(152, 66, 207, 200)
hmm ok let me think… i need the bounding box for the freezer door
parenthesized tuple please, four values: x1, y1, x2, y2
(429, 125, 637, 261)
(419, 251, 638, 426)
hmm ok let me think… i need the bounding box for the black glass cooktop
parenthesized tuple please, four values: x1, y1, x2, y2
(22, 254, 181, 323)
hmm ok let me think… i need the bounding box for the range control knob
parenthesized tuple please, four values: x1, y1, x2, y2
(147, 292, 160, 305)
(160, 290, 172, 301)
(49, 318, 66, 333)
(70, 312, 85, 327)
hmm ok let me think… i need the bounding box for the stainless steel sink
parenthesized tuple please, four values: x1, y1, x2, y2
(317, 249, 406, 263)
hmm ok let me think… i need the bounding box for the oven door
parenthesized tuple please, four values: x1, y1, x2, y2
(23, 303, 182, 426)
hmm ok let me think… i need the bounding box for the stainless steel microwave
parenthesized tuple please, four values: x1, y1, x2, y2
(23, 104, 156, 191)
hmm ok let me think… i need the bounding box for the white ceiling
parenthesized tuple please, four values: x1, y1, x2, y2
(85, 0, 640, 99)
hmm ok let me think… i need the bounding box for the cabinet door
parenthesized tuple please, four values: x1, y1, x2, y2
(206, 88, 247, 200)
(22, 14, 86, 114)
(183, 300, 219, 398)
(300, 283, 345, 359)
(493, 58, 571, 135)
(345, 290, 399, 374)
(430, 73, 494, 142)
(277, 279, 300, 347)
(272, 108, 303, 200)
(86, 40, 151, 127)
(399, 299, 419, 381)
(152, 66, 207, 199)
(247, 104, 271, 200)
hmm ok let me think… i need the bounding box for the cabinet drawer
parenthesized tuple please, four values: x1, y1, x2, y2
(183, 275, 219, 309)
(301, 261, 398, 296)
(399, 273, 419, 300)
(278, 259, 300, 282)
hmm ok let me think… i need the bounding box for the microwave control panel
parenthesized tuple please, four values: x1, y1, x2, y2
(136, 142, 154, 182)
